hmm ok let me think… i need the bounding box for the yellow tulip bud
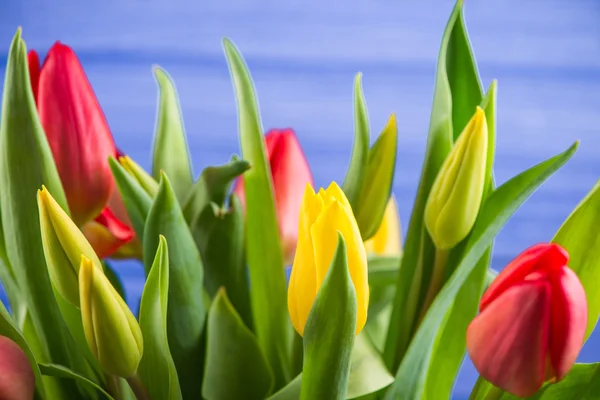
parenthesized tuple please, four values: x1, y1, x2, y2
(119, 156, 159, 197)
(364, 195, 402, 256)
(288, 182, 369, 336)
(38, 186, 103, 306)
(424, 106, 488, 250)
(79, 256, 143, 377)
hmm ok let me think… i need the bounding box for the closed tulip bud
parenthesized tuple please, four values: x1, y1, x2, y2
(467, 243, 587, 397)
(118, 155, 159, 197)
(0, 336, 35, 400)
(234, 128, 313, 265)
(28, 42, 116, 227)
(79, 256, 143, 378)
(364, 195, 402, 256)
(288, 182, 368, 336)
(424, 106, 488, 250)
(38, 186, 103, 306)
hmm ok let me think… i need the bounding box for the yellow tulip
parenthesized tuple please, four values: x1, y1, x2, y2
(79, 256, 143, 378)
(288, 182, 369, 336)
(364, 195, 402, 256)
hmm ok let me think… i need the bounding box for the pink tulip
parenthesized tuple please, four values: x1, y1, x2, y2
(234, 128, 313, 264)
(28, 42, 135, 258)
(0, 336, 35, 400)
(467, 243, 587, 397)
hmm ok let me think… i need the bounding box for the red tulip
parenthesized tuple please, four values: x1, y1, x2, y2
(0, 336, 35, 400)
(234, 128, 313, 264)
(28, 42, 134, 258)
(466, 243, 587, 397)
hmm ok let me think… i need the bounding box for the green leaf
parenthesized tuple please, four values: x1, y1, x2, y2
(383, 0, 483, 371)
(39, 364, 114, 400)
(367, 256, 400, 319)
(422, 81, 498, 399)
(182, 156, 250, 228)
(138, 236, 182, 400)
(355, 115, 398, 240)
(203, 288, 274, 400)
(347, 334, 394, 399)
(268, 374, 302, 400)
(143, 172, 206, 398)
(301, 233, 357, 400)
(383, 141, 578, 399)
(109, 156, 153, 244)
(0, 28, 87, 398)
(151, 66, 193, 202)
(552, 180, 600, 339)
(192, 195, 252, 328)
(223, 38, 290, 386)
(0, 300, 46, 398)
(342, 73, 370, 208)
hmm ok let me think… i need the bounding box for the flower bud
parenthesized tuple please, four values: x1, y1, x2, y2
(79, 256, 143, 378)
(364, 195, 402, 256)
(467, 243, 587, 397)
(38, 186, 103, 306)
(234, 128, 313, 265)
(118, 155, 159, 197)
(0, 336, 35, 400)
(424, 106, 488, 249)
(288, 182, 368, 336)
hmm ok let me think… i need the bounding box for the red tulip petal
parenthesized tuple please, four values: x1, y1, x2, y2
(481, 243, 568, 311)
(548, 266, 588, 381)
(27, 49, 40, 102)
(82, 207, 134, 259)
(37, 41, 117, 226)
(467, 279, 551, 398)
(0, 336, 35, 400)
(267, 129, 314, 264)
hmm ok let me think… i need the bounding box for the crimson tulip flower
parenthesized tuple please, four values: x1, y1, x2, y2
(0, 336, 35, 400)
(467, 243, 587, 397)
(234, 128, 313, 265)
(28, 42, 134, 258)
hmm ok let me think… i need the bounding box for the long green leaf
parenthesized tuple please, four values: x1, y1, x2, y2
(0, 28, 86, 398)
(39, 364, 114, 400)
(203, 288, 274, 400)
(552, 180, 600, 339)
(138, 236, 182, 400)
(151, 66, 193, 202)
(143, 173, 206, 398)
(301, 234, 356, 400)
(342, 73, 370, 208)
(355, 115, 398, 240)
(383, 141, 578, 399)
(222, 38, 290, 386)
(383, 0, 482, 371)
(0, 300, 46, 398)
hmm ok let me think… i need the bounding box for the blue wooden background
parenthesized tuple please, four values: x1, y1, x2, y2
(1, 0, 599, 397)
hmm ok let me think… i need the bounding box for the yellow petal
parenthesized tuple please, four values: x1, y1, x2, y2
(364, 195, 402, 256)
(310, 200, 369, 334)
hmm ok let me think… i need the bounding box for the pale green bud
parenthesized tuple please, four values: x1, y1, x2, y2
(119, 155, 159, 197)
(79, 256, 143, 378)
(424, 106, 488, 249)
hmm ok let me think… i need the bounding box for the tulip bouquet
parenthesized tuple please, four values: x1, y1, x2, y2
(1, 1, 599, 399)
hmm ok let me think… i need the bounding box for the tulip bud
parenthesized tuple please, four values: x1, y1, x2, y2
(466, 243, 587, 397)
(0, 336, 35, 400)
(30, 42, 117, 227)
(234, 128, 313, 265)
(79, 256, 143, 378)
(81, 208, 136, 259)
(288, 182, 368, 336)
(38, 186, 103, 306)
(424, 106, 488, 249)
(364, 195, 402, 256)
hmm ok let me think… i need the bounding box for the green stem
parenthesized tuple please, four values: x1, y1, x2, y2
(126, 373, 151, 400)
(106, 375, 123, 400)
(419, 247, 450, 321)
